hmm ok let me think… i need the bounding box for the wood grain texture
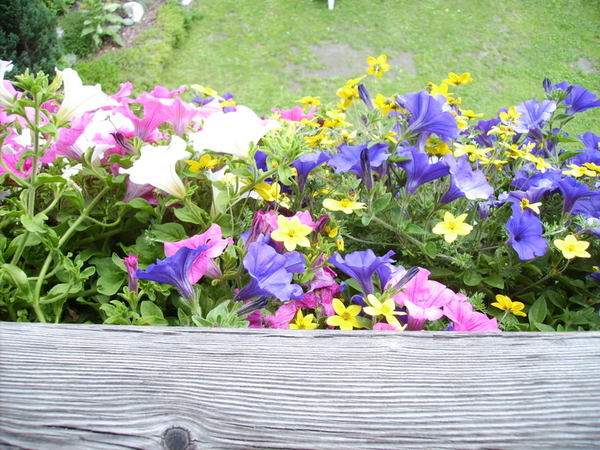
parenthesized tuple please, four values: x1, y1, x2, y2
(1, 322, 600, 450)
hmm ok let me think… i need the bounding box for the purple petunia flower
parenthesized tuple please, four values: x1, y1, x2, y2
(556, 176, 595, 214)
(473, 118, 500, 148)
(514, 99, 557, 135)
(552, 82, 600, 115)
(328, 142, 389, 178)
(135, 245, 210, 300)
(234, 240, 305, 303)
(291, 150, 330, 193)
(505, 206, 547, 260)
(396, 147, 449, 194)
(396, 90, 459, 141)
(328, 249, 395, 295)
(440, 154, 493, 204)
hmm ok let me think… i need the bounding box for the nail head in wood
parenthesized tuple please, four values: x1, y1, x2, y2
(162, 426, 191, 450)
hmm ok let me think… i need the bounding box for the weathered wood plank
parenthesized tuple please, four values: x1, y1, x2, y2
(1, 322, 599, 449)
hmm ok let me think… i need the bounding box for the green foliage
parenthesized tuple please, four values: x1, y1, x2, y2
(41, 0, 76, 14)
(59, 9, 96, 58)
(75, 0, 197, 94)
(0, 0, 63, 76)
(79, 0, 126, 48)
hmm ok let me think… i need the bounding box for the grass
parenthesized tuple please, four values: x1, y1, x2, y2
(154, 0, 600, 135)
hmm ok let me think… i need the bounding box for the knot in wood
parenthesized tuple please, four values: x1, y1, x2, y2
(162, 426, 191, 450)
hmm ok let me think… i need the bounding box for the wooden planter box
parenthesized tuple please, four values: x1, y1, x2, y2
(1, 322, 599, 449)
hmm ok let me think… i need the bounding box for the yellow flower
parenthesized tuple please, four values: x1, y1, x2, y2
(304, 130, 336, 147)
(295, 95, 321, 108)
(373, 93, 404, 115)
(499, 106, 522, 124)
(335, 237, 345, 251)
(442, 72, 473, 86)
(191, 84, 219, 98)
(326, 298, 363, 330)
(427, 82, 453, 99)
(562, 164, 597, 178)
(363, 294, 406, 327)
(519, 198, 542, 215)
(254, 182, 281, 202)
(491, 294, 527, 317)
(553, 234, 591, 259)
(461, 109, 484, 120)
(431, 212, 473, 243)
(323, 225, 339, 238)
(453, 143, 490, 162)
(366, 55, 391, 78)
(346, 75, 367, 87)
(425, 137, 451, 156)
(270, 215, 313, 252)
(323, 110, 351, 128)
(336, 85, 359, 110)
(185, 154, 221, 172)
(323, 198, 366, 214)
(289, 310, 318, 330)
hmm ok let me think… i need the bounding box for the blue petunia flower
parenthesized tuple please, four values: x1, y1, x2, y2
(514, 99, 557, 135)
(396, 90, 459, 141)
(552, 82, 600, 115)
(135, 245, 210, 300)
(234, 240, 305, 303)
(291, 150, 330, 193)
(505, 206, 547, 260)
(328, 249, 395, 295)
(396, 147, 449, 194)
(440, 154, 493, 204)
(328, 142, 389, 178)
(557, 177, 595, 214)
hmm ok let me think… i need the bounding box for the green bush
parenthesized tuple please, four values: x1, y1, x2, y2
(0, 0, 63, 76)
(75, 0, 197, 94)
(41, 0, 76, 15)
(59, 9, 96, 58)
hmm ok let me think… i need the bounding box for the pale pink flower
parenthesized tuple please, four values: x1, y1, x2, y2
(271, 105, 316, 122)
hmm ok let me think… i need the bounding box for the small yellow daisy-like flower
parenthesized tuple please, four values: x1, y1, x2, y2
(270, 215, 313, 252)
(425, 137, 452, 156)
(431, 212, 474, 243)
(326, 298, 363, 330)
(323, 198, 366, 215)
(442, 72, 473, 86)
(583, 162, 600, 174)
(499, 106, 522, 124)
(185, 154, 221, 172)
(289, 310, 318, 330)
(562, 164, 597, 178)
(363, 294, 406, 327)
(366, 55, 391, 78)
(427, 82, 453, 99)
(254, 182, 281, 202)
(336, 85, 359, 110)
(295, 96, 321, 108)
(335, 237, 345, 251)
(190, 84, 219, 97)
(323, 110, 352, 128)
(491, 294, 527, 317)
(461, 109, 484, 120)
(519, 198, 542, 215)
(553, 234, 591, 260)
(323, 225, 339, 238)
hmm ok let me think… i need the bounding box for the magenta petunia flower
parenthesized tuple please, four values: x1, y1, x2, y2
(164, 224, 233, 284)
(392, 268, 463, 330)
(443, 298, 500, 332)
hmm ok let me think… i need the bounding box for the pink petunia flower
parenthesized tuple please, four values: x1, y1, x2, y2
(163, 224, 233, 284)
(443, 298, 500, 332)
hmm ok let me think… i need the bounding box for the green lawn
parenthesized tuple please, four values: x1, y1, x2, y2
(156, 0, 600, 135)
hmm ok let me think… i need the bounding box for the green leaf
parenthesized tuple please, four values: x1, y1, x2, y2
(463, 271, 482, 286)
(483, 275, 504, 289)
(151, 222, 187, 242)
(0, 263, 32, 299)
(361, 214, 373, 226)
(214, 190, 230, 215)
(405, 224, 426, 234)
(20, 213, 48, 233)
(371, 193, 392, 213)
(533, 322, 555, 332)
(140, 301, 164, 318)
(35, 173, 67, 186)
(528, 297, 547, 325)
(115, 197, 157, 215)
(424, 242, 437, 259)
(174, 202, 208, 225)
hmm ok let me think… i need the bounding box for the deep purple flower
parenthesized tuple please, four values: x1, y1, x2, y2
(505, 206, 547, 260)
(396, 90, 459, 141)
(291, 150, 330, 193)
(552, 82, 600, 115)
(514, 99, 557, 135)
(328, 249, 395, 295)
(396, 147, 449, 194)
(440, 154, 493, 204)
(135, 245, 210, 300)
(234, 240, 305, 303)
(557, 177, 595, 214)
(328, 142, 389, 178)
(358, 84, 374, 110)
